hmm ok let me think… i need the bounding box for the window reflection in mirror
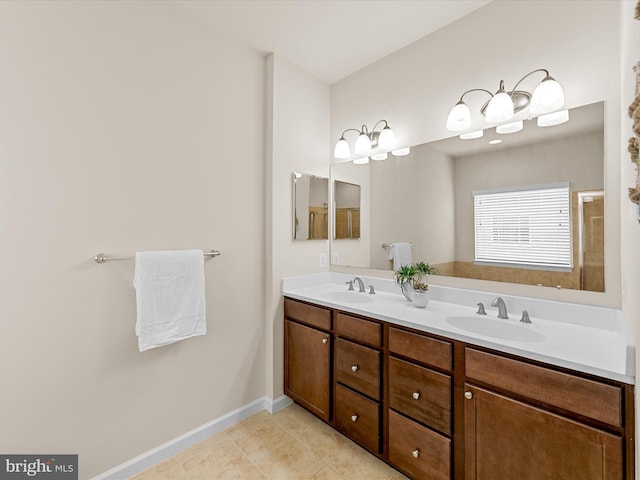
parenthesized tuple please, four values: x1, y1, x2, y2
(293, 173, 329, 241)
(333, 180, 361, 239)
(329, 101, 605, 292)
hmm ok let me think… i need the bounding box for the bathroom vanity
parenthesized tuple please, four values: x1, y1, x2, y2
(282, 273, 635, 480)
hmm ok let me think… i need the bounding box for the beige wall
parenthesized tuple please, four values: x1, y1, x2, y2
(331, 0, 622, 307)
(0, 2, 267, 477)
(265, 54, 330, 401)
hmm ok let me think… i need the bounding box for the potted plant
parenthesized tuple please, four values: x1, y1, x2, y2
(394, 264, 417, 301)
(394, 261, 437, 307)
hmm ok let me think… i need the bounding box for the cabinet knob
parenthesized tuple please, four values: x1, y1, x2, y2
(351, 414, 358, 422)
(351, 365, 359, 372)
(412, 449, 420, 458)
(321, 338, 328, 344)
(412, 392, 420, 400)
(464, 391, 473, 400)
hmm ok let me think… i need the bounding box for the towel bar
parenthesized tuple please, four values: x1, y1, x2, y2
(382, 243, 414, 249)
(94, 250, 221, 264)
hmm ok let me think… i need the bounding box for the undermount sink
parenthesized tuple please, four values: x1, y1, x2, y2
(325, 291, 374, 304)
(446, 316, 546, 343)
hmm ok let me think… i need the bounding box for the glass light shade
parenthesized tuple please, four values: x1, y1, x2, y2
(530, 77, 565, 115)
(333, 138, 350, 159)
(353, 156, 369, 165)
(370, 152, 388, 161)
(377, 126, 397, 150)
(485, 92, 514, 123)
(489, 139, 502, 145)
(460, 130, 484, 140)
(496, 120, 523, 134)
(537, 109, 569, 127)
(446, 101, 471, 131)
(391, 147, 411, 156)
(354, 132, 372, 155)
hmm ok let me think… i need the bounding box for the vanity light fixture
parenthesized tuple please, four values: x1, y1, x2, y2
(445, 68, 565, 132)
(390, 147, 411, 156)
(460, 130, 484, 140)
(537, 109, 569, 127)
(496, 120, 523, 134)
(334, 120, 399, 162)
(488, 139, 502, 145)
(353, 157, 369, 165)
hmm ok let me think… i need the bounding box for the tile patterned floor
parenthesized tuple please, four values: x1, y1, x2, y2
(130, 403, 409, 480)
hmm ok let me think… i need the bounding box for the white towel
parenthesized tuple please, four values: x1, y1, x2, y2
(134, 249, 206, 352)
(388, 242, 412, 270)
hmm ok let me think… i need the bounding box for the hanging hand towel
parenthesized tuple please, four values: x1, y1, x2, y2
(387, 242, 412, 270)
(134, 249, 206, 352)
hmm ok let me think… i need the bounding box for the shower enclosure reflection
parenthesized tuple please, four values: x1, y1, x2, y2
(293, 173, 329, 241)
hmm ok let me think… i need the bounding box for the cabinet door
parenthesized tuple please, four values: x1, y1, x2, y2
(464, 385, 623, 480)
(284, 320, 331, 421)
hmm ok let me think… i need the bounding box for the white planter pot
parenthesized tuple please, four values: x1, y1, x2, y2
(411, 290, 429, 308)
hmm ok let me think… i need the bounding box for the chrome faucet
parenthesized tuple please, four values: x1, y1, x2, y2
(352, 277, 366, 293)
(491, 297, 509, 319)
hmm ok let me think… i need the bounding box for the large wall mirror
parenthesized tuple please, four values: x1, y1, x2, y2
(330, 101, 605, 292)
(293, 173, 329, 240)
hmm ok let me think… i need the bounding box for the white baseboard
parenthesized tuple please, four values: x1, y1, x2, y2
(91, 396, 291, 480)
(266, 394, 293, 414)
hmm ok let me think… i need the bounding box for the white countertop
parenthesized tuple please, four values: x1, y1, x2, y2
(282, 272, 635, 384)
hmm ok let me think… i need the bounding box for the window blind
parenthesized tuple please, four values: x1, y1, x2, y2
(473, 183, 572, 270)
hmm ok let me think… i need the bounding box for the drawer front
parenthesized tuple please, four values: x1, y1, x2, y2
(389, 327, 453, 370)
(336, 338, 381, 399)
(335, 384, 380, 453)
(389, 327, 452, 371)
(389, 410, 450, 480)
(284, 298, 331, 331)
(389, 357, 452, 435)
(465, 348, 622, 427)
(335, 312, 382, 347)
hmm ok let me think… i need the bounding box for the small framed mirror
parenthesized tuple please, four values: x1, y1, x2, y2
(292, 173, 329, 240)
(334, 180, 361, 239)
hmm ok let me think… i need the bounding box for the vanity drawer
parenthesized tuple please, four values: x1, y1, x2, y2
(335, 312, 381, 347)
(336, 338, 381, 399)
(284, 298, 331, 331)
(389, 357, 452, 435)
(335, 384, 380, 453)
(389, 409, 450, 480)
(465, 348, 622, 427)
(389, 327, 452, 371)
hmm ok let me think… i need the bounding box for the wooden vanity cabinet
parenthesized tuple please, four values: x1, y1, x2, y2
(464, 385, 623, 480)
(283, 297, 634, 480)
(464, 348, 627, 480)
(284, 299, 332, 422)
(334, 312, 383, 453)
(388, 327, 453, 479)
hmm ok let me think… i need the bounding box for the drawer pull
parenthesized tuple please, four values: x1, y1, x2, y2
(412, 449, 421, 458)
(351, 414, 359, 422)
(464, 391, 473, 400)
(321, 338, 328, 344)
(351, 365, 359, 372)
(412, 391, 420, 400)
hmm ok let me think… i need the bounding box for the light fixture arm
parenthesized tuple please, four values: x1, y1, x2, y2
(337, 128, 363, 141)
(509, 68, 550, 97)
(370, 119, 389, 134)
(459, 88, 494, 103)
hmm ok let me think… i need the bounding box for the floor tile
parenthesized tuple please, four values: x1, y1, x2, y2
(128, 404, 408, 480)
